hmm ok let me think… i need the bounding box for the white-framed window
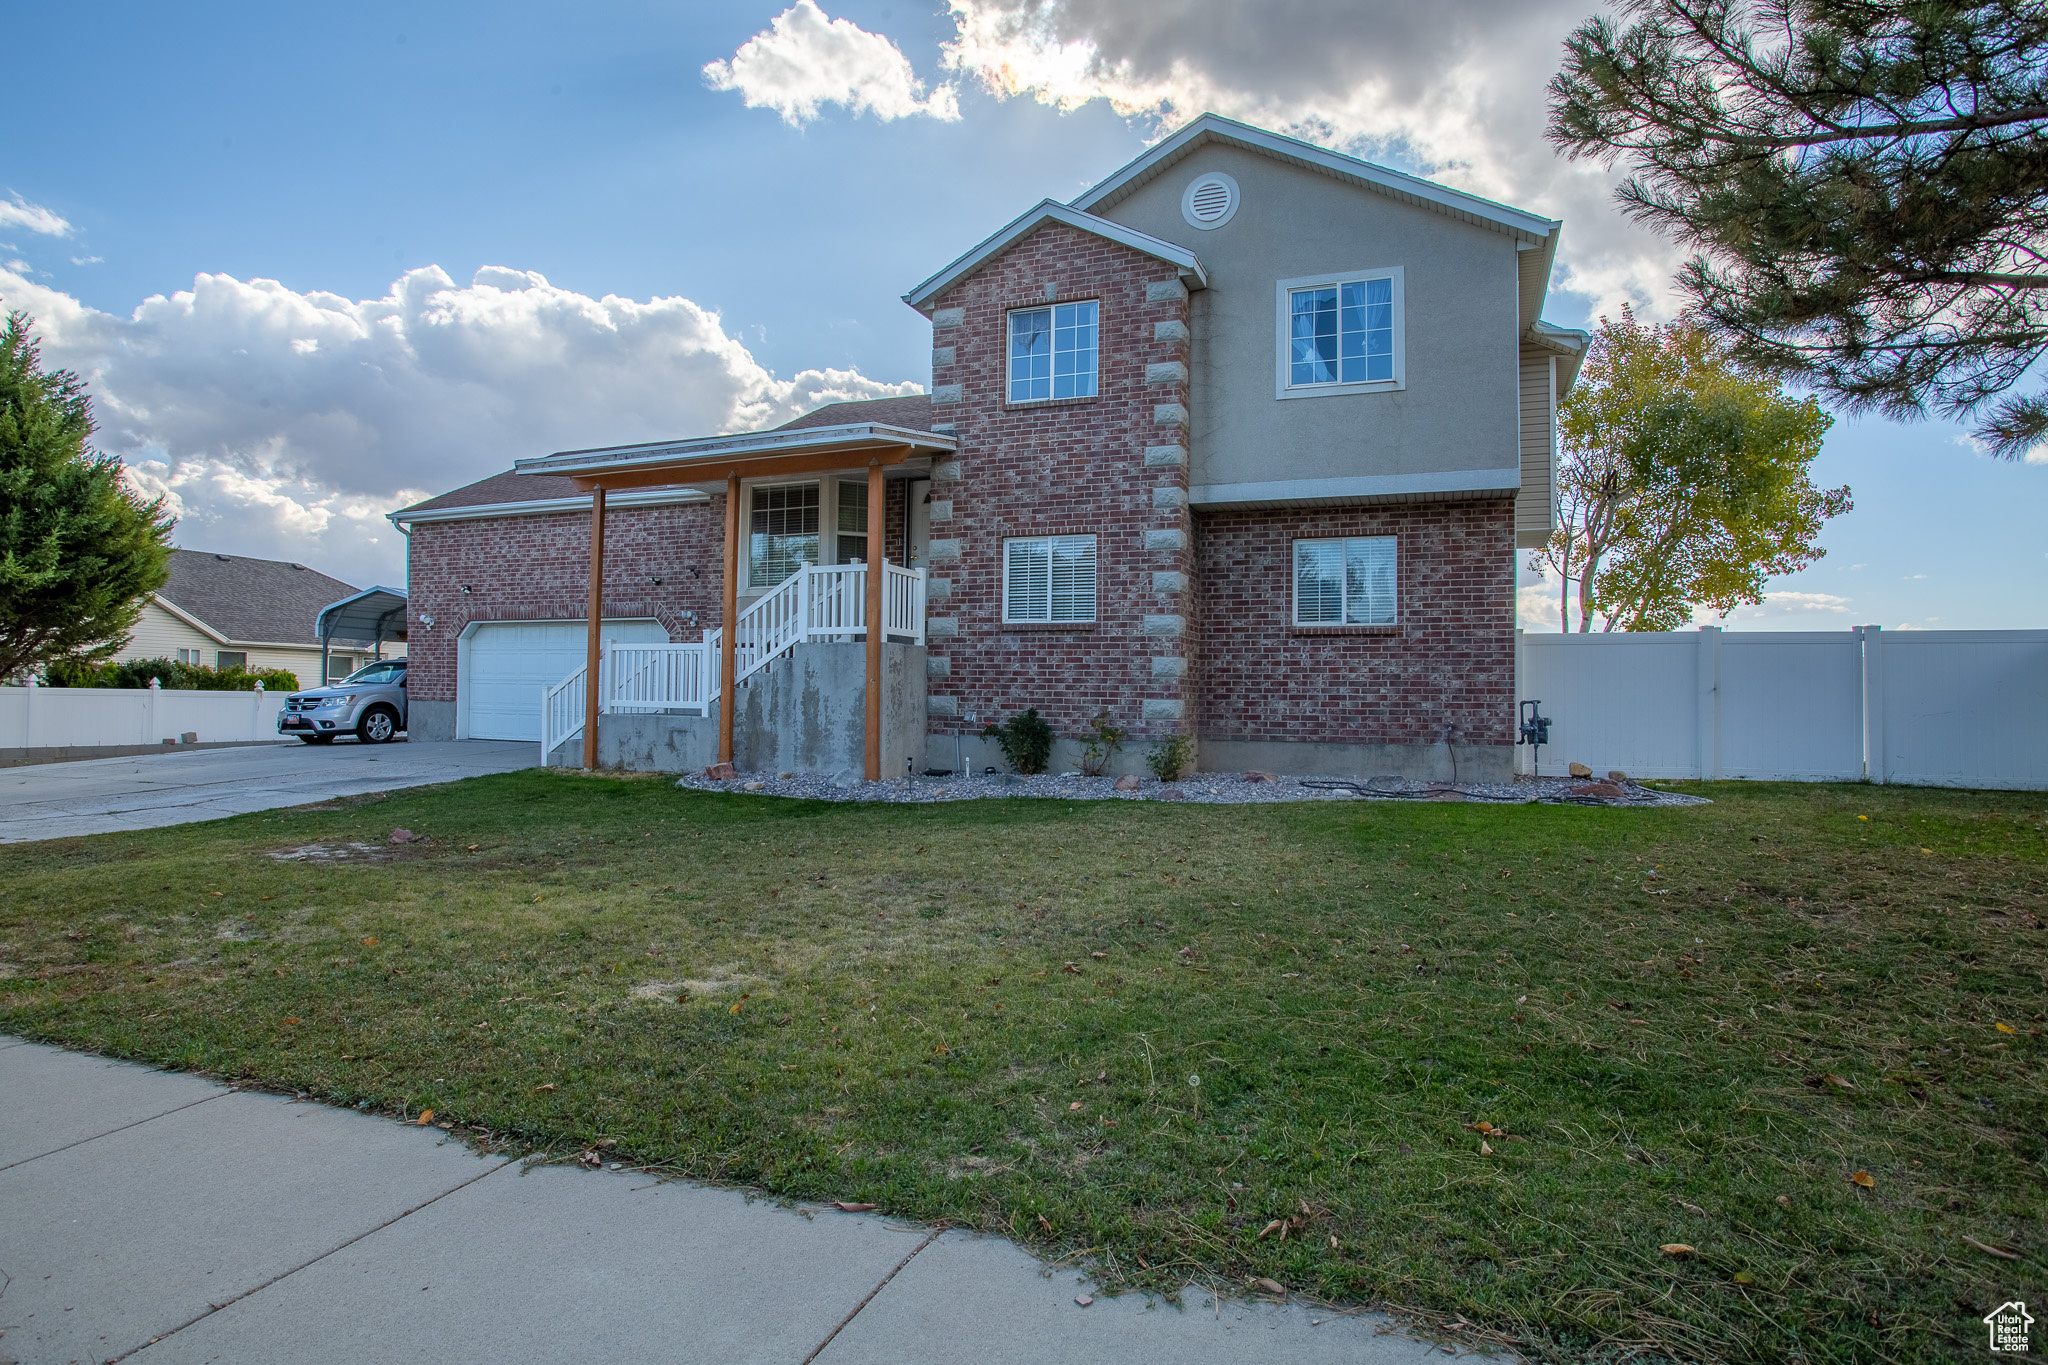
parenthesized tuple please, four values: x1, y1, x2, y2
(1274, 267, 1404, 399)
(1008, 300, 1099, 403)
(746, 480, 881, 586)
(748, 482, 821, 587)
(1004, 535, 1098, 625)
(1293, 536, 1397, 627)
(834, 478, 869, 564)
(175, 648, 203, 665)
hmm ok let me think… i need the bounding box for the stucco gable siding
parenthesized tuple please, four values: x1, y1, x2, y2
(1086, 141, 1520, 498)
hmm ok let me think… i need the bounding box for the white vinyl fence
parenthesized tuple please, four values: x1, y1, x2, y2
(1516, 626, 2048, 791)
(0, 681, 285, 752)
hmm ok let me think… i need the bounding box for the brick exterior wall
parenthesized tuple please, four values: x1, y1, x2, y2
(405, 500, 725, 704)
(924, 221, 1197, 743)
(1195, 499, 1516, 750)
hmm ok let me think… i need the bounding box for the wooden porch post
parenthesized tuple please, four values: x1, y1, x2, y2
(864, 460, 884, 782)
(719, 470, 740, 767)
(581, 484, 606, 770)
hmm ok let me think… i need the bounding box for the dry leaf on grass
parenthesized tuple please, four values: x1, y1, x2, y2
(577, 1150, 601, 1169)
(1069, 1101, 1084, 1111)
(832, 1201, 877, 1212)
(1849, 1170, 1875, 1189)
(1775, 1194, 1792, 1207)
(1256, 1219, 1285, 1241)
(1479, 1141, 1494, 1155)
(1964, 1235, 2021, 1261)
(414, 1109, 434, 1126)
(1252, 1277, 1285, 1295)
(1038, 1214, 1053, 1234)
(533, 1083, 555, 1092)
(1661, 1243, 1696, 1255)
(1995, 1023, 2017, 1034)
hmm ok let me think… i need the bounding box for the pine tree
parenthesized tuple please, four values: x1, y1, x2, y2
(0, 312, 174, 680)
(1549, 0, 2048, 456)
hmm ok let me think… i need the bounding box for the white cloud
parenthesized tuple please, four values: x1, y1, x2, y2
(933, 0, 1683, 321)
(1719, 591, 1853, 620)
(1517, 579, 1566, 632)
(0, 263, 918, 586)
(0, 196, 71, 238)
(704, 1, 961, 126)
(70, 255, 103, 266)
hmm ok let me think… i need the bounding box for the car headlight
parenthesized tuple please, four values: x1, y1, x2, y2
(320, 694, 355, 707)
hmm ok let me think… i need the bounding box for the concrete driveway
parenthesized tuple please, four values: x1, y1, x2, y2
(0, 739, 539, 843)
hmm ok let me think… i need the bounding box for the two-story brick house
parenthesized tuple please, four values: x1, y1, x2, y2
(392, 115, 1586, 780)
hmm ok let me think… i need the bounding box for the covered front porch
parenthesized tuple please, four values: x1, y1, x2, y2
(513, 419, 954, 778)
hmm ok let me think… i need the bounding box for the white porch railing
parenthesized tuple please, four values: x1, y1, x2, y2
(540, 561, 924, 756)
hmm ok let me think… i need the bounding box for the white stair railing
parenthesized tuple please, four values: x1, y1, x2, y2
(540, 561, 927, 758)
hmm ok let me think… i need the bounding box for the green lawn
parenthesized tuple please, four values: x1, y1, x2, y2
(3, 773, 2043, 1361)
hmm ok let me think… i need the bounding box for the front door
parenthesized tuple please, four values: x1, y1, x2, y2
(906, 478, 932, 570)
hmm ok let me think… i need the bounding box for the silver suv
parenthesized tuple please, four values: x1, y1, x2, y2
(279, 659, 408, 745)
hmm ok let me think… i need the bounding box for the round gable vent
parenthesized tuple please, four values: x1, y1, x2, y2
(1180, 171, 1240, 230)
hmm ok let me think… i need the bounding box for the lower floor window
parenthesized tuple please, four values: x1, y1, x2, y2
(175, 648, 203, 665)
(215, 650, 248, 670)
(1004, 535, 1097, 624)
(1294, 536, 1396, 626)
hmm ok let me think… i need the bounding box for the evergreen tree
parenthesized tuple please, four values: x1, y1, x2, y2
(1549, 0, 2048, 455)
(0, 312, 174, 679)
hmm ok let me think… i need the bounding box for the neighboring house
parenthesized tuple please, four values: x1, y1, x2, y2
(392, 115, 1586, 779)
(119, 549, 405, 689)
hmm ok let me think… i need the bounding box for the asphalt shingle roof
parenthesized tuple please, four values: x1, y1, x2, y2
(396, 395, 937, 517)
(158, 549, 373, 647)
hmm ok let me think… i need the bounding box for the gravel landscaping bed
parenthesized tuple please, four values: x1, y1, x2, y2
(671, 768, 1710, 807)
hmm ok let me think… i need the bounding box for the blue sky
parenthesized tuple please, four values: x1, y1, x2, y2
(3, 0, 2041, 629)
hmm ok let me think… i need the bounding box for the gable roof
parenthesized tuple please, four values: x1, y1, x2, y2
(902, 200, 1209, 312)
(156, 549, 367, 648)
(1072, 113, 1558, 242)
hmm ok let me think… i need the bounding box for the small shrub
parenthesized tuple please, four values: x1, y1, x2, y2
(982, 708, 1056, 775)
(1077, 710, 1126, 777)
(1147, 732, 1196, 782)
(42, 656, 300, 692)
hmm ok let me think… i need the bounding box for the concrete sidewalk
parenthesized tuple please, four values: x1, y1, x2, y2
(0, 1039, 1462, 1365)
(0, 740, 537, 843)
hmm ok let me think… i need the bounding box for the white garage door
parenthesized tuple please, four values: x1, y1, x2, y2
(461, 619, 670, 741)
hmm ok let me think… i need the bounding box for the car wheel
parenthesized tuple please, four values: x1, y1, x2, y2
(299, 734, 334, 745)
(357, 706, 399, 744)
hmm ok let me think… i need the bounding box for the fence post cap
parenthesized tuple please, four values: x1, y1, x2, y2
(253, 680, 264, 691)
(148, 677, 161, 689)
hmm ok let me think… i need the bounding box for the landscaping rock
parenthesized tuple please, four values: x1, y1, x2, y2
(1570, 781, 1626, 798)
(1569, 762, 1593, 778)
(1608, 770, 1628, 781)
(387, 828, 417, 844)
(704, 762, 738, 780)
(1242, 770, 1279, 783)
(1113, 774, 1141, 792)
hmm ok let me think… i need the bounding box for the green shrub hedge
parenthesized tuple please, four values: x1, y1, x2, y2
(43, 656, 301, 692)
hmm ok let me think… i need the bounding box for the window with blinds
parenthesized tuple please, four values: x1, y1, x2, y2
(749, 482, 820, 586)
(1293, 536, 1396, 626)
(1004, 535, 1098, 624)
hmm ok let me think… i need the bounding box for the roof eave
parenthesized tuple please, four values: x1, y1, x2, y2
(513, 421, 957, 482)
(390, 486, 711, 527)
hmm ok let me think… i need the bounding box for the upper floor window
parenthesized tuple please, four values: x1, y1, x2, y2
(1293, 536, 1396, 627)
(1275, 268, 1404, 399)
(1008, 300, 1098, 403)
(1004, 535, 1097, 624)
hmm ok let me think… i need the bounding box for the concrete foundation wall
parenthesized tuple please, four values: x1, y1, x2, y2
(408, 700, 456, 742)
(554, 642, 928, 776)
